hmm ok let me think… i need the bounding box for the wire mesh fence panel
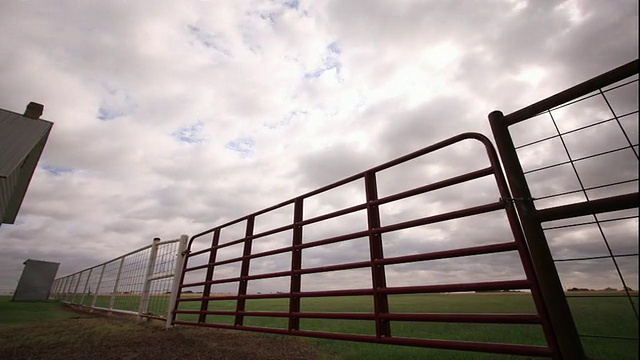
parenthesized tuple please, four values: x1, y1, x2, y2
(112, 248, 150, 313)
(490, 60, 639, 359)
(50, 236, 188, 322)
(143, 240, 182, 318)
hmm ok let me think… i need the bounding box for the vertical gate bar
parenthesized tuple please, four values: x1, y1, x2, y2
(109, 257, 125, 314)
(481, 136, 562, 358)
(288, 199, 304, 332)
(167, 235, 189, 328)
(199, 230, 221, 323)
(79, 268, 93, 306)
(489, 110, 585, 360)
(92, 264, 106, 312)
(235, 217, 255, 327)
(139, 238, 161, 320)
(71, 272, 82, 304)
(364, 171, 391, 338)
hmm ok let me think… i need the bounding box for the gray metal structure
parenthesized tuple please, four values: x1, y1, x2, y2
(12, 259, 60, 301)
(0, 102, 53, 226)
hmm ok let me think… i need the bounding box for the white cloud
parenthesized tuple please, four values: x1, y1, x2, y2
(0, 0, 637, 296)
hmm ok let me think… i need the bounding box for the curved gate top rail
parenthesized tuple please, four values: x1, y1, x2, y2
(171, 132, 559, 358)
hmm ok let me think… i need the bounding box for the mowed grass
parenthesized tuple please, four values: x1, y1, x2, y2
(20, 293, 639, 359)
(0, 296, 85, 325)
(174, 292, 639, 360)
(0, 296, 319, 360)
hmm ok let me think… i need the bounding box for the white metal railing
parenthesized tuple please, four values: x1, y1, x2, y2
(50, 235, 188, 327)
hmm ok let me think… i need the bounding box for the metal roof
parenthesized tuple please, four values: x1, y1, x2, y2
(0, 108, 53, 177)
(0, 106, 53, 224)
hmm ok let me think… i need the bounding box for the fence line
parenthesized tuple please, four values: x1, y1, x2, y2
(44, 60, 638, 359)
(50, 235, 188, 326)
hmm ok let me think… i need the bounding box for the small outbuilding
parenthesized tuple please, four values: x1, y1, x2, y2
(0, 102, 53, 227)
(12, 259, 60, 301)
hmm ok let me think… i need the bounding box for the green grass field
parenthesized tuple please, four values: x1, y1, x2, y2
(0, 296, 84, 325)
(14, 293, 640, 359)
(172, 292, 638, 360)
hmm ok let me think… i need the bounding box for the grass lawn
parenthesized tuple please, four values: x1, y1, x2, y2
(174, 292, 639, 360)
(0, 296, 319, 360)
(19, 292, 639, 359)
(0, 296, 85, 325)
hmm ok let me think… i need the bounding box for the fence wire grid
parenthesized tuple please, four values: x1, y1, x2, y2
(490, 60, 639, 358)
(50, 236, 188, 321)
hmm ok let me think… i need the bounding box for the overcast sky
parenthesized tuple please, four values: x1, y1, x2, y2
(0, 0, 637, 295)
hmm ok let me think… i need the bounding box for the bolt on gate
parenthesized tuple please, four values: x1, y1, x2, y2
(171, 133, 562, 358)
(50, 235, 188, 325)
(490, 59, 638, 359)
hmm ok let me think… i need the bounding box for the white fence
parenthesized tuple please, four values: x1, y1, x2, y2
(50, 235, 188, 327)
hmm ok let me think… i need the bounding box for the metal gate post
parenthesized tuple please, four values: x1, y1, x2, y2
(138, 238, 161, 320)
(49, 279, 58, 299)
(71, 272, 82, 304)
(79, 268, 93, 306)
(109, 257, 125, 314)
(364, 172, 391, 338)
(91, 264, 106, 312)
(199, 230, 220, 323)
(166, 235, 189, 328)
(61, 276, 70, 301)
(68, 275, 78, 302)
(54, 279, 62, 298)
(489, 110, 585, 360)
(235, 217, 255, 327)
(288, 199, 304, 332)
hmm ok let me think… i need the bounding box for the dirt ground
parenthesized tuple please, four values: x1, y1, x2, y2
(0, 312, 323, 360)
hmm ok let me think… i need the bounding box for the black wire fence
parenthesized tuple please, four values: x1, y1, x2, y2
(490, 59, 638, 359)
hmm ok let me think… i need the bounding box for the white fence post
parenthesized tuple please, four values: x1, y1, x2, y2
(60, 276, 69, 301)
(67, 275, 75, 301)
(138, 238, 161, 321)
(109, 257, 125, 314)
(79, 268, 93, 306)
(71, 273, 82, 304)
(51, 235, 186, 321)
(49, 279, 58, 299)
(91, 263, 106, 312)
(166, 234, 189, 328)
(65, 276, 72, 300)
(54, 279, 62, 298)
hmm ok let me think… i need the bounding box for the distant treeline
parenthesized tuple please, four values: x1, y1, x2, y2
(567, 287, 634, 292)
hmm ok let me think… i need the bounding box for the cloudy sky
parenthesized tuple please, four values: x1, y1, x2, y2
(0, 0, 637, 296)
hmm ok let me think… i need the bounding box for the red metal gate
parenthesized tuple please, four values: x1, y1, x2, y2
(171, 133, 560, 358)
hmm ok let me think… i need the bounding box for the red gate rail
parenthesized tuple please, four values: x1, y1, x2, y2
(172, 132, 559, 358)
